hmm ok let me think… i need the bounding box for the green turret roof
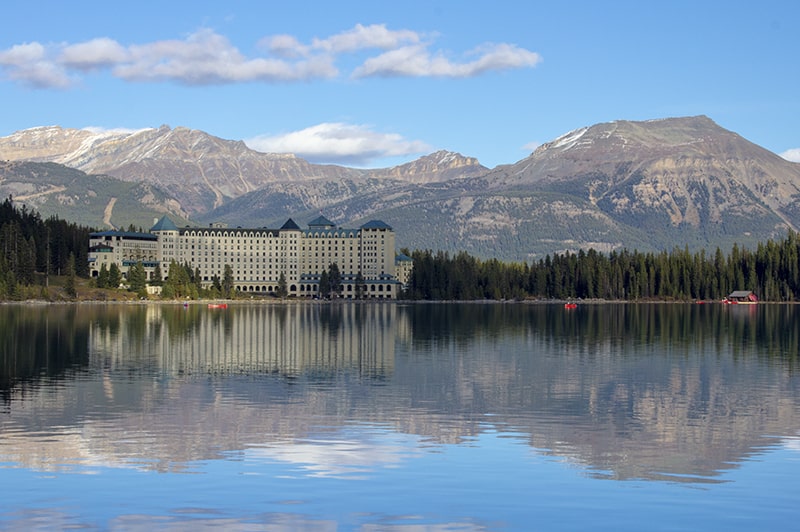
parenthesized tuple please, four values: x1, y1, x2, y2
(361, 220, 392, 230)
(280, 218, 301, 230)
(151, 215, 179, 232)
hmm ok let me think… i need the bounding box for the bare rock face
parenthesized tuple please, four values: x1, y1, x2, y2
(370, 150, 487, 183)
(480, 116, 800, 239)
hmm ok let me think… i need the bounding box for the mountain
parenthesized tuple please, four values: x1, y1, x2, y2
(368, 150, 486, 183)
(0, 160, 190, 229)
(204, 116, 800, 259)
(469, 116, 800, 254)
(3, 117, 800, 260)
(0, 126, 485, 217)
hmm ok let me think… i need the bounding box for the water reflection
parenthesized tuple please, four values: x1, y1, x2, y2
(0, 304, 91, 392)
(88, 303, 397, 377)
(1, 302, 799, 484)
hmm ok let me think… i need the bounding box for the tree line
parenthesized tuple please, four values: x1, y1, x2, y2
(5, 195, 800, 302)
(0, 196, 90, 299)
(403, 232, 800, 301)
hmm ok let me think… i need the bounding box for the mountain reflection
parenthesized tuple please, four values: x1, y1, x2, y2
(1, 302, 798, 482)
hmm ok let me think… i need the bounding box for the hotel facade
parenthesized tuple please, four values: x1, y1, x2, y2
(88, 215, 409, 299)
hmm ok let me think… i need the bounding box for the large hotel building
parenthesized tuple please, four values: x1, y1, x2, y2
(88, 215, 413, 299)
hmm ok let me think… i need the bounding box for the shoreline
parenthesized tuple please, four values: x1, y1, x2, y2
(3, 297, 793, 306)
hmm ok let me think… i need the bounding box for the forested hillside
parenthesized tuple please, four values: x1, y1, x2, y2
(405, 234, 800, 302)
(0, 197, 91, 299)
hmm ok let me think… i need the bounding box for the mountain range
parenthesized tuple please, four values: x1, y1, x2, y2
(2, 116, 799, 261)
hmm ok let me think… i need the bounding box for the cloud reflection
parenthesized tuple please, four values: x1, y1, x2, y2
(246, 430, 423, 479)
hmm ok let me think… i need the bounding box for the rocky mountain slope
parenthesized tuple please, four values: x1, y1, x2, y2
(0, 160, 189, 229)
(198, 117, 800, 259)
(0, 126, 485, 216)
(3, 117, 799, 260)
(466, 116, 800, 255)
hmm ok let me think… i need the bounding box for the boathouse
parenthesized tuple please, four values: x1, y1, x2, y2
(726, 290, 758, 303)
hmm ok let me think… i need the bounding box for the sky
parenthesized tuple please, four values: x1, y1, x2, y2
(1, 1, 798, 169)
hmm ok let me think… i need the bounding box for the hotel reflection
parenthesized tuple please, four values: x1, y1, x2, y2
(88, 304, 401, 377)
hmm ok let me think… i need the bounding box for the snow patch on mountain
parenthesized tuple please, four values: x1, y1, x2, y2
(552, 127, 589, 150)
(68, 128, 154, 164)
(435, 150, 459, 165)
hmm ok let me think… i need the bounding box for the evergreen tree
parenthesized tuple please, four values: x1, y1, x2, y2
(4, 270, 19, 300)
(108, 263, 123, 288)
(328, 263, 341, 298)
(64, 253, 77, 299)
(276, 272, 288, 298)
(162, 259, 194, 299)
(127, 261, 147, 295)
(151, 264, 163, 286)
(222, 264, 234, 298)
(19, 236, 36, 285)
(319, 270, 330, 298)
(96, 263, 110, 288)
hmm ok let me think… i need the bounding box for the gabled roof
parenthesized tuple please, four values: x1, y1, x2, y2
(280, 218, 301, 230)
(395, 253, 413, 262)
(361, 220, 392, 230)
(151, 215, 179, 232)
(308, 215, 335, 228)
(728, 290, 757, 299)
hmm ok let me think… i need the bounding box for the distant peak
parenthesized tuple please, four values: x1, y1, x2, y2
(419, 150, 482, 167)
(531, 115, 732, 159)
(23, 125, 64, 133)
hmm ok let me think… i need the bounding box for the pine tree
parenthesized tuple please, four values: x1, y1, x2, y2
(276, 272, 288, 298)
(64, 253, 77, 299)
(151, 264, 163, 286)
(319, 270, 330, 298)
(108, 263, 123, 288)
(96, 263, 109, 288)
(127, 261, 147, 295)
(328, 263, 341, 298)
(222, 264, 234, 298)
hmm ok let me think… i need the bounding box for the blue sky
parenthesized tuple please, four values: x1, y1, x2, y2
(1, 0, 798, 168)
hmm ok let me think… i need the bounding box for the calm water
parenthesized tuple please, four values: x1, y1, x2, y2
(1, 302, 799, 530)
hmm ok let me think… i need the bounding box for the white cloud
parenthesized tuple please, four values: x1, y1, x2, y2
(780, 148, 800, 163)
(0, 41, 46, 64)
(260, 33, 308, 58)
(353, 42, 541, 78)
(0, 42, 72, 88)
(311, 23, 422, 54)
(114, 29, 337, 84)
(0, 25, 540, 88)
(245, 122, 431, 166)
(60, 38, 129, 70)
(259, 24, 421, 59)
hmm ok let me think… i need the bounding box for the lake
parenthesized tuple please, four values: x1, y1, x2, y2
(1, 301, 799, 530)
